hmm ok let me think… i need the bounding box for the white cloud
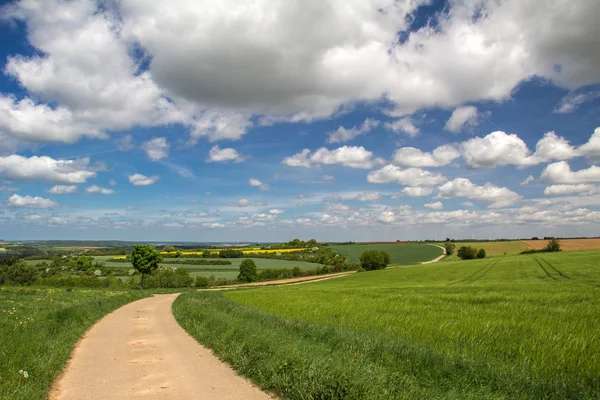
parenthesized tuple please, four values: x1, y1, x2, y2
(269, 209, 285, 215)
(237, 198, 251, 207)
(322, 174, 335, 182)
(47, 185, 77, 194)
(327, 118, 379, 144)
(206, 145, 245, 163)
(249, 178, 268, 191)
(141, 137, 169, 161)
(544, 184, 598, 196)
(445, 106, 480, 133)
(578, 127, 600, 161)
(540, 161, 600, 184)
(324, 203, 352, 214)
(385, 118, 419, 137)
(398, 186, 433, 197)
(0, 155, 96, 184)
(128, 173, 159, 186)
(8, 194, 58, 208)
(393, 144, 460, 167)
(554, 91, 600, 114)
(109, 179, 117, 186)
(368, 165, 447, 186)
(437, 178, 521, 208)
(85, 185, 114, 195)
(283, 146, 381, 169)
(356, 192, 381, 201)
(520, 175, 534, 186)
(116, 135, 134, 151)
(424, 201, 444, 210)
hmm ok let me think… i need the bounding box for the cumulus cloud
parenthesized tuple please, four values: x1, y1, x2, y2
(283, 146, 381, 169)
(424, 201, 444, 210)
(324, 203, 352, 214)
(206, 145, 245, 163)
(356, 192, 381, 201)
(368, 165, 447, 186)
(47, 185, 77, 194)
(327, 118, 379, 144)
(445, 106, 480, 133)
(578, 127, 600, 161)
(554, 91, 600, 114)
(520, 175, 534, 186)
(8, 194, 58, 208)
(85, 185, 114, 195)
(109, 179, 117, 186)
(544, 184, 599, 196)
(397, 186, 433, 197)
(249, 178, 268, 191)
(141, 137, 169, 161)
(0, 155, 96, 184)
(128, 173, 159, 186)
(384, 118, 419, 137)
(540, 161, 600, 184)
(437, 178, 521, 208)
(393, 144, 460, 168)
(116, 135, 134, 151)
(269, 209, 285, 215)
(237, 198, 251, 207)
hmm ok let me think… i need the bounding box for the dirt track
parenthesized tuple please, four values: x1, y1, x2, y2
(50, 294, 271, 400)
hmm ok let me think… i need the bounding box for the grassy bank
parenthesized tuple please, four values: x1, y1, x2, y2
(174, 251, 600, 399)
(330, 243, 442, 264)
(0, 287, 144, 400)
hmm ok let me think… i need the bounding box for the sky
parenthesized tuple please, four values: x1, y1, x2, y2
(1, 0, 600, 242)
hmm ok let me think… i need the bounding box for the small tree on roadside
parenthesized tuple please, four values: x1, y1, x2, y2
(544, 238, 561, 252)
(457, 245, 478, 260)
(131, 244, 162, 289)
(477, 248, 487, 259)
(444, 242, 455, 256)
(238, 259, 258, 282)
(359, 250, 389, 271)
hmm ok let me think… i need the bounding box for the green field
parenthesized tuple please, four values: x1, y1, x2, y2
(0, 287, 143, 400)
(438, 240, 529, 261)
(174, 251, 600, 399)
(331, 243, 443, 264)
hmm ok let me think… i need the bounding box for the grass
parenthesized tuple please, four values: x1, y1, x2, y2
(439, 240, 529, 261)
(0, 287, 144, 400)
(331, 243, 443, 264)
(174, 250, 600, 399)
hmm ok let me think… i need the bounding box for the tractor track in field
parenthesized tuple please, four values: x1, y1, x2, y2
(533, 257, 568, 280)
(448, 260, 498, 286)
(532, 257, 557, 280)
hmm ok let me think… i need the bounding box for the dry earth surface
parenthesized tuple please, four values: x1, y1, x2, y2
(50, 294, 272, 400)
(522, 238, 600, 251)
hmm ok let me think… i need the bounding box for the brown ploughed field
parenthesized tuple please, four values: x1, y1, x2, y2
(522, 238, 600, 251)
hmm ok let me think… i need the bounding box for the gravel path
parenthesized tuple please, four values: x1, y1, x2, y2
(50, 294, 272, 400)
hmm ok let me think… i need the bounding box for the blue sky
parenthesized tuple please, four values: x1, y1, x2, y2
(1, 0, 600, 241)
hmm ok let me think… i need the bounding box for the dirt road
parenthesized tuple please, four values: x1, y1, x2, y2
(50, 294, 272, 400)
(421, 245, 447, 264)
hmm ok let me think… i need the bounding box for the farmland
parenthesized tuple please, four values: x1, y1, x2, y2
(523, 238, 600, 251)
(330, 243, 443, 264)
(0, 287, 143, 400)
(174, 250, 600, 399)
(439, 240, 529, 261)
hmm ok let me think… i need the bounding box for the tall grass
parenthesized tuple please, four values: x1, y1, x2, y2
(175, 251, 600, 399)
(0, 287, 144, 400)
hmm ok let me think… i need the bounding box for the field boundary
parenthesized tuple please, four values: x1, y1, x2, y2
(203, 271, 356, 291)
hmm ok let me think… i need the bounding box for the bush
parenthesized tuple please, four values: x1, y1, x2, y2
(444, 242, 455, 256)
(291, 266, 302, 277)
(0, 261, 39, 285)
(477, 249, 487, 259)
(457, 246, 478, 260)
(359, 250, 389, 271)
(544, 238, 561, 252)
(195, 276, 209, 288)
(219, 249, 244, 258)
(238, 259, 258, 282)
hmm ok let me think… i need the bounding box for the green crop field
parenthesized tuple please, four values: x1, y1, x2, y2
(0, 287, 143, 400)
(331, 243, 443, 264)
(438, 240, 529, 261)
(174, 250, 600, 399)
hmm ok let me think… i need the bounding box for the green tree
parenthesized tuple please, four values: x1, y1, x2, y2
(380, 251, 391, 267)
(131, 244, 162, 289)
(163, 245, 176, 252)
(444, 242, 455, 256)
(544, 238, 561, 252)
(359, 250, 388, 271)
(457, 246, 478, 260)
(238, 259, 258, 282)
(477, 248, 487, 259)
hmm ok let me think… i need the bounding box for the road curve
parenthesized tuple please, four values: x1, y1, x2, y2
(50, 294, 272, 400)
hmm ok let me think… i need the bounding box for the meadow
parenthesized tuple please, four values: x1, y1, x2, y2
(174, 250, 600, 399)
(330, 243, 443, 264)
(0, 287, 144, 400)
(438, 240, 529, 261)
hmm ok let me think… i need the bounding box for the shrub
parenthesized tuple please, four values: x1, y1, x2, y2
(477, 249, 487, 259)
(544, 238, 561, 252)
(444, 242, 455, 256)
(359, 250, 389, 271)
(219, 249, 244, 258)
(195, 276, 209, 288)
(291, 266, 302, 277)
(457, 246, 478, 260)
(0, 261, 39, 285)
(238, 259, 258, 282)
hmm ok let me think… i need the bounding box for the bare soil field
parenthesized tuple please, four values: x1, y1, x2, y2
(522, 238, 600, 251)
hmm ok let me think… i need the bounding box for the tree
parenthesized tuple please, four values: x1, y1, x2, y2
(477, 248, 487, 259)
(163, 245, 176, 252)
(359, 250, 389, 271)
(238, 259, 258, 282)
(457, 246, 478, 260)
(444, 242, 455, 256)
(544, 238, 561, 252)
(131, 244, 162, 289)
